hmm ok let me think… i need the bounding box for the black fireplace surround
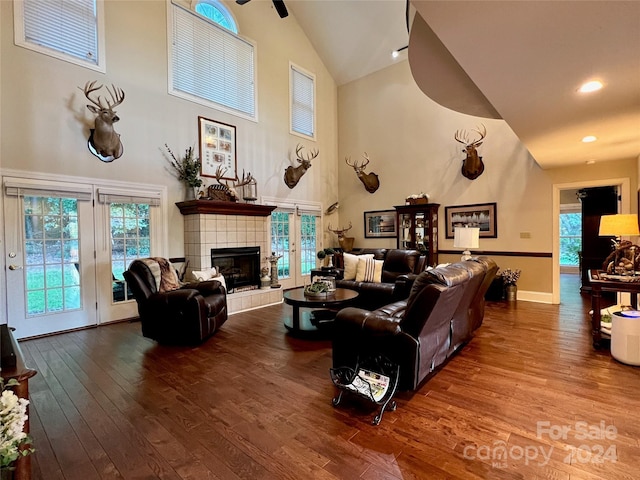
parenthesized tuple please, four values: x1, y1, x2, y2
(211, 247, 260, 293)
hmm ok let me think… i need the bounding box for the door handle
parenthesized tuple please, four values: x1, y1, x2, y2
(8, 265, 23, 270)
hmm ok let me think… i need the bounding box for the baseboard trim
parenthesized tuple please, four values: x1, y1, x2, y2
(518, 290, 553, 304)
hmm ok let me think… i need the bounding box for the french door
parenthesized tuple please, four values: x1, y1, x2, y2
(270, 206, 320, 289)
(4, 191, 98, 339)
(3, 178, 165, 338)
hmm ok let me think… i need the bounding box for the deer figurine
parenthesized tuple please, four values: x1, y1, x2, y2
(346, 153, 380, 193)
(454, 124, 486, 180)
(212, 166, 255, 201)
(284, 144, 319, 189)
(81, 81, 125, 162)
(328, 222, 354, 252)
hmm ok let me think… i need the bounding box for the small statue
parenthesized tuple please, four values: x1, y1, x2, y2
(266, 252, 283, 288)
(260, 266, 271, 289)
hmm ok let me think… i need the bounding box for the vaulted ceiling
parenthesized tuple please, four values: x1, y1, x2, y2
(285, 0, 640, 169)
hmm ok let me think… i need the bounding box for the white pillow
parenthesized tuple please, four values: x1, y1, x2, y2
(343, 253, 372, 281)
(191, 267, 217, 281)
(355, 257, 383, 283)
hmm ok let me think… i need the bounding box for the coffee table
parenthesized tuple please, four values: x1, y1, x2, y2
(283, 287, 359, 334)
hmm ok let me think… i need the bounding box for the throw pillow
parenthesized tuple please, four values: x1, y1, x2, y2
(191, 267, 218, 282)
(343, 253, 372, 281)
(355, 257, 383, 283)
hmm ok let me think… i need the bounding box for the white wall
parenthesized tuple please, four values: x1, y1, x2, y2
(0, 0, 339, 256)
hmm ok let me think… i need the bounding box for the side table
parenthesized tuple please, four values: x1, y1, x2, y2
(589, 270, 640, 349)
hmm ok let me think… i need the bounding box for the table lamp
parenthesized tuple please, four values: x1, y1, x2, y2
(599, 214, 640, 247)
(454, 226, 480, 261)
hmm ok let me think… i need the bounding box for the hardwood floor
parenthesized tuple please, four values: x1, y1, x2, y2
(19, 275, 640, 479)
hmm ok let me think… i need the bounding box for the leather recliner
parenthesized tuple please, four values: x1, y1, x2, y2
(332, 257, 497, 391)
(335, 248, 424, 310)
(124, 258, 228, 344)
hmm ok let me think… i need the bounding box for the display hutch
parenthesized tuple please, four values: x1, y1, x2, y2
(395, 203, 439, 267)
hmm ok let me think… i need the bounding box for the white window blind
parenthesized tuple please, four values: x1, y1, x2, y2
(15, 0, 104, 71)
(97, 188, 161, 206)
(290, 63, 315, 139)
(4, 179, 93, 201)
(170, 3, 256, 119)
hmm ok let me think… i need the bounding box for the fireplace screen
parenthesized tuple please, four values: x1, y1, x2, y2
(211, 247, 260, 293)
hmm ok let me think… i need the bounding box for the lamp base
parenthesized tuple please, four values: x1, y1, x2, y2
(461, 250, 472, 261)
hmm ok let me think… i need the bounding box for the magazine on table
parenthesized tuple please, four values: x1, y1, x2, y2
(344, 368, 390, 402)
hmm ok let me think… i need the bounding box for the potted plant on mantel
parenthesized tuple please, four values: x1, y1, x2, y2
(165, 144, 203, 200)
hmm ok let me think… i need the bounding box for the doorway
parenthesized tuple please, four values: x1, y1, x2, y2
(553, 178, 630, 304)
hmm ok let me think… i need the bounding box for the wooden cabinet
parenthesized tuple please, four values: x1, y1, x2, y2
(395, 203, 439, 267)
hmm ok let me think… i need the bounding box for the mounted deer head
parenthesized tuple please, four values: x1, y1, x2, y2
(284, 144, 319, 189)
(214, 166, 255, 201)
(81, 81, 125, 162)
(454, 124, 486, 180)
(346, 153, 380, 193)
(328, 222, 354, 252)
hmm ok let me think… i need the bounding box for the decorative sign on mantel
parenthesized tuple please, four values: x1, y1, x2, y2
(175, 200, 276, 217)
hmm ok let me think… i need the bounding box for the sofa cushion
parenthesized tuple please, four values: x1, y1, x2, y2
(356, 256, 383, 283)
(343, 253, 372, 280)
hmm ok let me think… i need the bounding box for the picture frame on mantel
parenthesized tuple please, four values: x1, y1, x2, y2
(445, 202, 497, 238)
(198, 116, 237, 180)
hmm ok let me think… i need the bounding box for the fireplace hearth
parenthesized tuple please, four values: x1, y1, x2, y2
(211, 247, 260, 293)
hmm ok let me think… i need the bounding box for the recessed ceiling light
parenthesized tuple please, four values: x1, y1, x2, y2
(586, 160, 596, 165)
(578, 80, 603, 93)
(582, 135, 597, 143)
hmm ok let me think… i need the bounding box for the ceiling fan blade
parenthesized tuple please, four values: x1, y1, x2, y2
(272, 0, 288, 18)
(236, 0, 251, 5)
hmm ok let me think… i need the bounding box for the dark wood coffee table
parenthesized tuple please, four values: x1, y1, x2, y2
(283, 287, 359, 334)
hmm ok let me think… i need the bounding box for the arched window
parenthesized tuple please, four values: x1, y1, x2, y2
(195, 0, 237, 33)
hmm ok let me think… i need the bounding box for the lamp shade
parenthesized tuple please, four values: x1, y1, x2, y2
(598, 214, 640, 237)
(454, 226, 480, 249)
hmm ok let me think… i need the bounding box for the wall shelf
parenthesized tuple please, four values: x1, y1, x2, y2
(176, 200, 276, 217)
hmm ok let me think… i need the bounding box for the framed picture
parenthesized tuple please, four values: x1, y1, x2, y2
(364, 210, 397, 238)
(198, 116, 237, 180)
(445, 202, 497, 238)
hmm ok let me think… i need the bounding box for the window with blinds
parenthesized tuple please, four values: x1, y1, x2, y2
(14, 0, 105, 72)
(169, 2, 256, 120)
(290, 63, 316, 139)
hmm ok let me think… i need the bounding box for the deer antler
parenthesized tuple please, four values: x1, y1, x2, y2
(360, 153, 370, 169)
(235, 170, 255, 188)
(455, 124, 486, 146)
(81, 80, 106, 109)
(469, 124, 486, 146)
(295, 144, 319, 163)
(328, 222, 352, 235)
(104, 84, 125, 109)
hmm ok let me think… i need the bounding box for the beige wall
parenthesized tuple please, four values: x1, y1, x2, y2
(338, 60, 637, 299)
(0, 0, 339, 256)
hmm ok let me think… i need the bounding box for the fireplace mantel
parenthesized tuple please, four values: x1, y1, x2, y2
(176, 200, 276, 217)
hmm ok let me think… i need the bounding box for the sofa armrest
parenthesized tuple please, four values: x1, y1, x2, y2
(335, 307, 401, 337)
(393, 273, 419, 300)
(181, 280, 225, 296)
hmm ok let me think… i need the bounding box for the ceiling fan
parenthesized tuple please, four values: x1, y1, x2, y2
(236, 0, 288, 19)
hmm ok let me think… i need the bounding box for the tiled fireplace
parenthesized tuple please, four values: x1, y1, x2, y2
(178, 201, 282, 314)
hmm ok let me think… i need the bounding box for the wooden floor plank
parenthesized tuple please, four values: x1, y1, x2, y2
(18, 274, 640, 479)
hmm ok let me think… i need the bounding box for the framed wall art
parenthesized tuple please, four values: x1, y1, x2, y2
(198, 116, 237, 180)
(364, 210, 397, 238)
(445, 202, 497, 238)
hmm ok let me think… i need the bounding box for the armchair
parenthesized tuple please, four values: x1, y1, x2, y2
(124, 257, 228, 344)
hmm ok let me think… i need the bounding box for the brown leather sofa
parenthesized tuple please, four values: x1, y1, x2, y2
(332, 257, 498, 391)
(124, 258, 228, 344)
(334, 248, 425, 310)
